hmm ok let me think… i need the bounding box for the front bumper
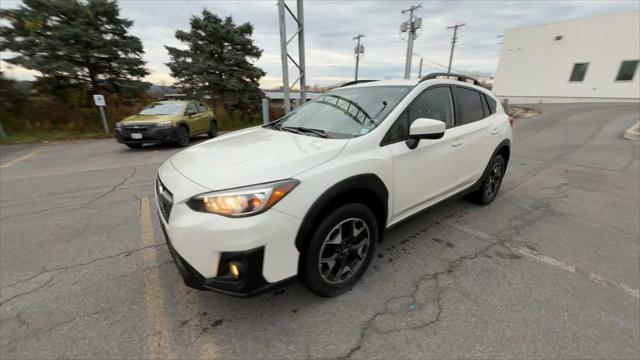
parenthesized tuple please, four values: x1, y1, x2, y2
(115, 125, 178, 144)
(160, 220, 294, 296)
(155, 160, 302, 296)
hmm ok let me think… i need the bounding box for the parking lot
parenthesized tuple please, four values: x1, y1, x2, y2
(1, 103, 639, 359)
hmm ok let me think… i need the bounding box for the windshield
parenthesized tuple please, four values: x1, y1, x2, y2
(139, 103, 183, 116)
(273, 86, 411, 138)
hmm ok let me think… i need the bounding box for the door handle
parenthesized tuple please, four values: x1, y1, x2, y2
(491, 128, 500, 135)
(451, 140, 463, 147)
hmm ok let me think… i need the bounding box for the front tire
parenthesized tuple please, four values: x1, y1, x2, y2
(301, 203, 378, 297)
(176, 126, 190, 147)
(470, 155, 505, 205)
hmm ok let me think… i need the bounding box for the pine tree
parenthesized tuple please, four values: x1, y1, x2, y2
(0, 0, 149, 96)
(165, 10, 265, 110)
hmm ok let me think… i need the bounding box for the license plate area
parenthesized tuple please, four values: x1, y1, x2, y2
(131, 133, 143, 139)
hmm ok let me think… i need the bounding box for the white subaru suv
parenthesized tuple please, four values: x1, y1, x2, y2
(156, 73, 512, 297)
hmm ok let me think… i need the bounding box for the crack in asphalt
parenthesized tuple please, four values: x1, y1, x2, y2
(0, 167, 139, 221)
(1, 308, 109, 348)
(331, 181, 569, 360)
(80, 167, 137, 209)
(0, 243, 166, 306)
(0, 204, 79, 221)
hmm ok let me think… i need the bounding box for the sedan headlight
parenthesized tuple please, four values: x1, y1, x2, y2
(154, 121, 173, 127)
(115, 122, 122, 129)
(187, 179, 299, 217)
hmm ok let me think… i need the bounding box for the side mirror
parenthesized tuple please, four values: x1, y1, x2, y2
(406, 118, 446, 149)
(185, 110, 196, 116)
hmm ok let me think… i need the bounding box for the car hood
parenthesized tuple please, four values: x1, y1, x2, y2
(169, 127, 348, 190)
(121, 114, 181, 124)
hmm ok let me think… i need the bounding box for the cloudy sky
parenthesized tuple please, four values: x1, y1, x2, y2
(1, 0, 638, 88)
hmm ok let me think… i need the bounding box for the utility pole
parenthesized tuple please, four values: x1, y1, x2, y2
(401, 5, 422, 79)
(353, 34, 365, 81)
(278, 0, 306, 113)
(447, 23, 465, 73)
(412, 53, 423, 79)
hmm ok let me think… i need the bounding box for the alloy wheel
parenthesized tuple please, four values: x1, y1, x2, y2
(485, 162, 503, 199)
(318, 217, 370, 284)
(178, 127, 189, 146)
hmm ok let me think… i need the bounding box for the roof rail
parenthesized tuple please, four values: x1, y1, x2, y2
(163, 93, 188, 100)
(339, 80, 378, 87)
(419, 73, 480, 85)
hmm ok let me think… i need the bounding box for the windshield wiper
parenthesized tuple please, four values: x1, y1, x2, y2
(282, 126, 328, 138)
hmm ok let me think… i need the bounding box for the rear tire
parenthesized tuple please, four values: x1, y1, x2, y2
(207, 120, 218, 138)
(126, 143, 143, 149)
(301, 203, 378, 297)
(176, 126, 190, 147)
(470, 155, 505, 205)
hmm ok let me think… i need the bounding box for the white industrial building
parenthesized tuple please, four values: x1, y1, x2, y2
(493, 11, 640, 104)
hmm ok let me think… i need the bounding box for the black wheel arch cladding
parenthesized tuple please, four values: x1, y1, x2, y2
(177, 121, 190, 133)
(471, 139, 510, 192)
(294, 173, 389, 252)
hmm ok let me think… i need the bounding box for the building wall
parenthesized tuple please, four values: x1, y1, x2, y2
(493, 11, 640, 104)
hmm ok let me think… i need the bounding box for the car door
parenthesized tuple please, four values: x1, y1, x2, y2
(384, 86, 469, 222)
(196, 102, 212, 132)
(184, 102, 203, 133)
(451, 86, 497, 185)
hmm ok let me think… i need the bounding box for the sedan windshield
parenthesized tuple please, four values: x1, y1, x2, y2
(139, 103, 183, 116)
(272, 86, 411, 138)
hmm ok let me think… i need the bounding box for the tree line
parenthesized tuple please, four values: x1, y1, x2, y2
(0, 0, 265, 134)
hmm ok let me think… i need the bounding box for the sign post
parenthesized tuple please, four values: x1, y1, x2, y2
(261, 98, 270, 125)
(93, 94, 109, 134)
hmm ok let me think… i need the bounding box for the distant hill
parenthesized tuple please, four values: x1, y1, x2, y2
(148, 84, 178, 98)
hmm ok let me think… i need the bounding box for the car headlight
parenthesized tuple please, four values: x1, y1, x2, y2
(187, 179, 299, 217)
(115, 122, 122, 129)
(154, 121, 173, 127)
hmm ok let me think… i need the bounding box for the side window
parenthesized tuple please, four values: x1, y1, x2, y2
(484, 94, 497, 114)
(382, 111, 409, 145)
(569, 62, 589, 82)
(456, 87, 485, 124)
(381, 87, 455, 145)
(186, 102, 198, 115)
(198, 102, 209, 112)
(408, 87, 455, 128)
(480, 95, 489, 116)
(616, 60, 639, 81)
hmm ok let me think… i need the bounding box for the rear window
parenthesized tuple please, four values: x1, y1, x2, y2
(484, 95, 497, 114)
(457, 87, 485, 124)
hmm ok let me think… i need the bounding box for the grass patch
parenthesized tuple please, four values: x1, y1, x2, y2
(0, 130, 111, 145)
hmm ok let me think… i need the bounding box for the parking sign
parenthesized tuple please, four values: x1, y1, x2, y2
(93, 94, 106, 107)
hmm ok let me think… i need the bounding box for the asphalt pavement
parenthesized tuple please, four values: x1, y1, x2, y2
(1, 102, 639, 359)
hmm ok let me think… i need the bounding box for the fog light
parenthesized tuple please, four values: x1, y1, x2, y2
(229, 262, 240, 280)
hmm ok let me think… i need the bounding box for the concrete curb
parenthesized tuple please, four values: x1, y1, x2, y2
(623, 121, 640, 141)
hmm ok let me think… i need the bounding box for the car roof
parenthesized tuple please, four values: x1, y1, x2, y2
(340, 79, 419, 89)
(338, 78, 494, 96)
(152, 100, 200, 104)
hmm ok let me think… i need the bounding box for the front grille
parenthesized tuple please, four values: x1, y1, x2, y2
(122, 125, 150, 134)
(156, 177, 173, 222)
